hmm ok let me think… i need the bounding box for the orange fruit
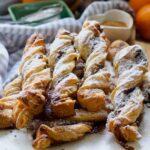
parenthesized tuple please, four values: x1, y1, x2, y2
(136, 4, 150, 41)
(129, 0, 150, 12)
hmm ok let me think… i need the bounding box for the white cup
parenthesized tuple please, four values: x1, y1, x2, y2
(87, 9, 134, 42)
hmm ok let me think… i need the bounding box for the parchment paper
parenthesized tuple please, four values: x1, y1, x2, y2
(0, 107, 149, 150)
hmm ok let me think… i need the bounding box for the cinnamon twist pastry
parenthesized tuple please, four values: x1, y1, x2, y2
(141, 72, 150, 104)
(107, 44, 148, 142)
(33, 27, 110, 149)
(12, 33, 51, 128)
(48, 29, 79, 118)
(3, 75, 22, 96)
(48, 29, 76, 70)
(113, 45, 148, 77)
(32, 123, 92, 149)
(107, 40, 129, 61)
(68, 109, 108, 122)
(78, 70, 110, 112)
(76, 21, 110, 111)
(0, 94, 21, 128)
(0, 76, 22, 128)
(75, 21, 109, 61)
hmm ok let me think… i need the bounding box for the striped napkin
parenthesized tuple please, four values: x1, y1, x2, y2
(0, 0, 132, 93)
(0, 43, 9, 96)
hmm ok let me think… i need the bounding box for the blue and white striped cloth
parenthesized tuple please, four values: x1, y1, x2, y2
(0, 1, 132, 93)
(0, 43, 9, 96)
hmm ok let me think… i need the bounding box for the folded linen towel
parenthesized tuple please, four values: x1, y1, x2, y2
(0, 42, 9, 95)
(0, 1, 132, 92)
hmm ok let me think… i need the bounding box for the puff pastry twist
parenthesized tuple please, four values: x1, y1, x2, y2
(76, 21, 110, 111)
(0, 33, 51, 129)
(0, 76, 22, 128)
(33, 123, 92, 149)
(107, 44, 148, 142)
(13, 33, 51, 128)
(48, 29, 79, 118)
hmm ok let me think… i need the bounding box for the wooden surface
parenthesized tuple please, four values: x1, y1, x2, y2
(136, 41, 150, 70)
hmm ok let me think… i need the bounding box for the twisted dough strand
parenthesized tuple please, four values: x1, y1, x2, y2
(32, 123, 92, 149)
(3, 75, 22, 96)
(76, 21, 110, 112)
(48, 29, 79, 118)
(0, 76, 22, 128)
(12, 33, 51, 129)
(107, 44, 148, 142)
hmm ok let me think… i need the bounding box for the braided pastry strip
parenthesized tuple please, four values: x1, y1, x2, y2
(107, 44, 148, 142)
(0, 94, 21, 128)
(33, 27, 110, 149)
(48, 29, 76, 70)
(32, 123, 92, 149)
(78, 70, 110, 112)
(32, 107, 107, 149)
(75, 21, 109, 61)
(68, 109, 108, 122)
(3, 75, 22, 96)
(141, 72, 150, 103)
(107, 40, 129, 61)
(76, 21, 110, 112)
(0, 75, 22, 128)
(48, 29, 79, 118)
(12, 33, 51, 129)
(19, 33, 46, 72)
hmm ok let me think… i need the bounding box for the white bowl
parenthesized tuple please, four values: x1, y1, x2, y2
(87, 9, 134, 42)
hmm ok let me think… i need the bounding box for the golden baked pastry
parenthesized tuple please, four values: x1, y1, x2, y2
(113, 45, 148, 76)
(141, 72, 150, 103)
(0, 21, 149, 149)
(12, 33, 51, 128)
(48, 29, 76, 70)
(0, 94, 21, 128)
(0, 76, 22, 128)
(51, 73, 79, 118)
(3, 76, 22, 96)
(48, 30, 79, 118)
(75, 21, 108, 61)
(78, 70, 110, 111)
(76, 21, 110, 112)
(33, 123, 92, 149)
(68, 109, 108, 122)
(107, 44, 148, 142)
(107, 40, 129, 61)
(0, 33, 51, 129)
(19, 33, 46, 73)
(107, 88, 144, 141)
